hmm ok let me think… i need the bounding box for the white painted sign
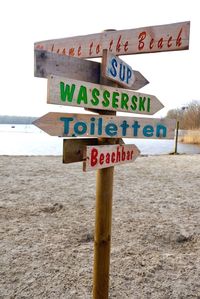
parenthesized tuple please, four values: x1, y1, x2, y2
(83, 144, 140, 171)
(102, 52, 135, 88)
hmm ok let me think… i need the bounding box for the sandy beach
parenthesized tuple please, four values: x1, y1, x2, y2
(0, 154, 200, 298)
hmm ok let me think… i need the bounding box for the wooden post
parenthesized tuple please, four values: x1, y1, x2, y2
(174, 120, 179, 154)
(93, 47, 116, 299)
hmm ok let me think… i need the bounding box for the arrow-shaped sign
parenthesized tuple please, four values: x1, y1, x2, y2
(47, 75, 163, 115)
(83, 144, 140, 171)
(34, 21, 190, 58)
(33, 112, 176, 139)
(34, 50, 148, 90)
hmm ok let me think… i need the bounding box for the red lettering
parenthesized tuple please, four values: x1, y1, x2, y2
(138, 31, 146, 51)
(167, 36, 172, 48)
(99, 153, 104, 165)
(116, 147, 121, 162)
(150, 38, 154, 49)
(57, 48, 60, 54)
(111, 152, 115, 163)
(36, 44, 44, 50)
(51, 44, 54, 52)
(89, 42, 93, 55)
(122, 146, 126, 161)
(91, 148, 98, 167)
(124, 41, 129, 52)
(106, 153, 110, 164)
(109, 40, 113, 51)
(96, 44, 100, 54)
(158, 38, 163, 49)
(78, 46, 82, 56)
(176, 28, 182, 47)
(69, 48, 75, 56)
(116, 35, 122, 53)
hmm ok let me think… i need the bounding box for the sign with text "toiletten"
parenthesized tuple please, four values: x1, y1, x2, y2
(47, 76, 163, 115)
(33, 113, 176, 139)
(35, 21, 190, 58)
(83, 144, 140, 171)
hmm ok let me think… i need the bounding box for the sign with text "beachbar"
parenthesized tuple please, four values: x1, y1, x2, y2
(35, 21, 190, 58)
(47, 76, 163, 115)
(33, 113, 176, 139)
(83, 144, 140, 171)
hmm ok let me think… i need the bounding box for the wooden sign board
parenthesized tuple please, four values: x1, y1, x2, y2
(35, 50, 149, 90)
(35, 21, 190, 58)
(102, 52, 136, 88)
(63, 138, 124, 164)
(47, 75, 163, 115)
(33, 112, 176, 139)
(83, 144, 140, 171)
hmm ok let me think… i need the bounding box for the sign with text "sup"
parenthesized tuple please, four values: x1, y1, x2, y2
(35, 21, 190, 58)
(47, 76, 163, 115)
(35, 50, 149, 90)
(33, 113, 176, 139)
(83, 144, 140, 171)
(102, 52, 136, 88)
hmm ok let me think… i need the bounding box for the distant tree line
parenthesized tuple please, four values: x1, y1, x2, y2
(167, 101, 200, 129)
(0, 115, 37, 124)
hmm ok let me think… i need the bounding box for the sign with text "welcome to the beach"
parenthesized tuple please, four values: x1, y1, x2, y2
(35, 21, 190, 58)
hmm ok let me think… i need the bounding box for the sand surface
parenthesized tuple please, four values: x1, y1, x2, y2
(0, 155, 200, 298)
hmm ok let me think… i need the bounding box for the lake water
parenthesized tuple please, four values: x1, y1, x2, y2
(0, 124, 200, 156)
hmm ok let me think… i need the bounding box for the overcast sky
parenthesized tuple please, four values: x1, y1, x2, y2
(0, 0, 199, 117)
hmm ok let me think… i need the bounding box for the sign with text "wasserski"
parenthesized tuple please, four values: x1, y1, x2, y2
(33, 113, 176, 139)
(35, 21, 190, 58)
(47, 76, 163, 115)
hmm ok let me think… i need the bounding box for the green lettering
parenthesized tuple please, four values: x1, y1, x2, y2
(139, 97, 146, 111)
(102, 90, 110, 107)
(130, 95, 137, 111)
(91, 88, 100, 106)
(112, 92, 119, 108)
(77, 85, 88, 104)
(60, 82, 75, 102)
(147, 97, 151, 112)
(121, 93, 129, 110)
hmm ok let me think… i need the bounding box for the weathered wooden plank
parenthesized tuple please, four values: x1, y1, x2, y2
(34, 49, 148, 90)
(34, 21, 190, 58)
(83, 144, 140, 171)
(33, 112, 176, 139)
(63, 138, 124, 164)
(34, 49, 100, 83)
(47, 75, 163, 115)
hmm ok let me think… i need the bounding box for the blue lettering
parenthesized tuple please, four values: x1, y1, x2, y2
(98, 118, 103, 135)
(143, 125, 154, 137)
(60, 117, 74, 134)
(119, 63, 125, 82)
(126, 67, 132, 84)
(156, 124, 167, 137)
(105, 123, 118, 136)
(74, 122, 87, 135)
(109, 58, 117, 77)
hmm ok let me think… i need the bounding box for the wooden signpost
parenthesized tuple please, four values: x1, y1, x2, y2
(33, 112, 176, 139)
(35, 21, 190, 58)
(47, 75, 163, 115)
(34, 21, 190, 299)
(35, 49, 149, 90)
(83, 144, 140, 171)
